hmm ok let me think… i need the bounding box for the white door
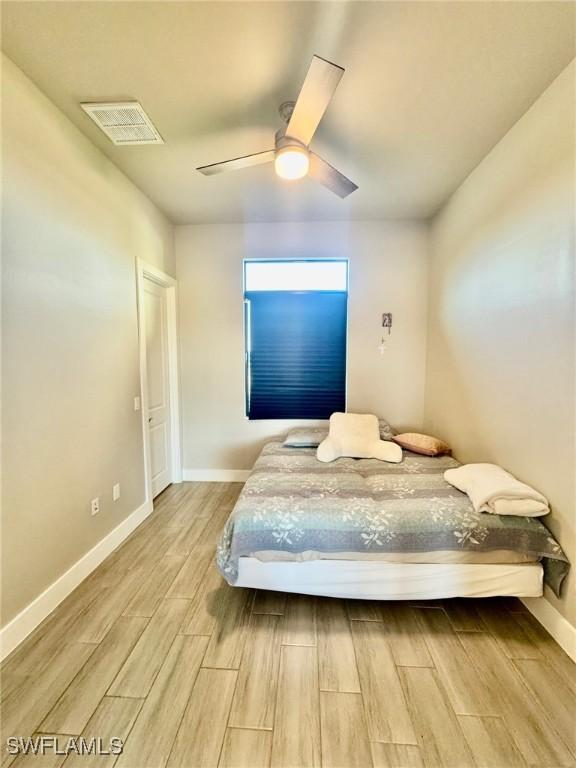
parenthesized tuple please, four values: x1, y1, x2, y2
(144, 277, 172, 497)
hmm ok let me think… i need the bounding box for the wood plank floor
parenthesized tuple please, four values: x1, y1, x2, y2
(1, 482, 575, 768)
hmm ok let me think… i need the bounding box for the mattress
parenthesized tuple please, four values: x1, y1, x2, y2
(217, 441, 569, 596)
(247, 548, 538, 564)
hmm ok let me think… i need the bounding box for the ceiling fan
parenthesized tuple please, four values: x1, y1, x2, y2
(196, 55, 358, 198)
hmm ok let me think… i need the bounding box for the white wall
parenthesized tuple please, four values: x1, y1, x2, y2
(1, 55, 175, 627)
(176, 220, 429, 471)
(424, 61, 576, 625)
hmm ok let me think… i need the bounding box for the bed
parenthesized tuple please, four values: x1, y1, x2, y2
(216, 441, 569, 600)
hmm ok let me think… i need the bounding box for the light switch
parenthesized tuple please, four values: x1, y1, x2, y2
(134, 396, 141, 411)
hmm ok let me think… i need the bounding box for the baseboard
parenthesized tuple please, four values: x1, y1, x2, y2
(521, 596, 576, 662)
(182, 469, 251, 482)
(0, 498, 153, 662)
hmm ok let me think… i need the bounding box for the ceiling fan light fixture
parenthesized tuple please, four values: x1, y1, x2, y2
(197, 56, 357, 196)
(274, 146, 310, 180)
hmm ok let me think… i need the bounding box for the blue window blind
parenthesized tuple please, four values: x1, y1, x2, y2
(244, 262, 347, 419)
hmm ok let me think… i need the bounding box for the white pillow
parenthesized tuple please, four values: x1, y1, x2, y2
(317, 413, 402, 464)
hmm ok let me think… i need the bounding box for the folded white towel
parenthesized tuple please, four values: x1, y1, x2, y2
(444, 463, 549, 517)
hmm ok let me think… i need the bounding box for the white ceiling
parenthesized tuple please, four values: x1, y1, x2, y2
(2, 1, 574, 224)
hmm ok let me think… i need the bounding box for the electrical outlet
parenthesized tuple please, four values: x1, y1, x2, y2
(91, 498, 100, 516)
(134, 396, 141, 411)
(113, 484, 121, 502)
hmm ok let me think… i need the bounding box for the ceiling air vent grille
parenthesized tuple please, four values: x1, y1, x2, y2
(80, 102, 164, 145)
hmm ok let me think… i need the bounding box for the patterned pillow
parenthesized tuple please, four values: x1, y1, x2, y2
(378, 418, 395, 441)
(283, 427, 328, 448)
(284, 418, 394, 447)
(393, 432, 451, 456)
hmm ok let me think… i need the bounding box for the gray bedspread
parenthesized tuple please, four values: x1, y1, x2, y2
(216, 442, 569, 595)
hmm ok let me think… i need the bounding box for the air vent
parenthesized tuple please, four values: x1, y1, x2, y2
(80, 102, 164, 145)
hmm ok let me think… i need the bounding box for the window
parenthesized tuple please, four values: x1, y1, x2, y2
(244, 259, 348, 419)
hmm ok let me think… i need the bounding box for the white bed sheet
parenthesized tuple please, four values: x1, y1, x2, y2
(236, 557, 544, 600)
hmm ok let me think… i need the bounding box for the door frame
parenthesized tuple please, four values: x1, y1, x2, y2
(136, 259, 182, 504)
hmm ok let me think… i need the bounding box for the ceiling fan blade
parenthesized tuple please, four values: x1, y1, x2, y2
(309, 153, 358, 198)
(197, 149, 275, 176)
(286, 55, 344, 146)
